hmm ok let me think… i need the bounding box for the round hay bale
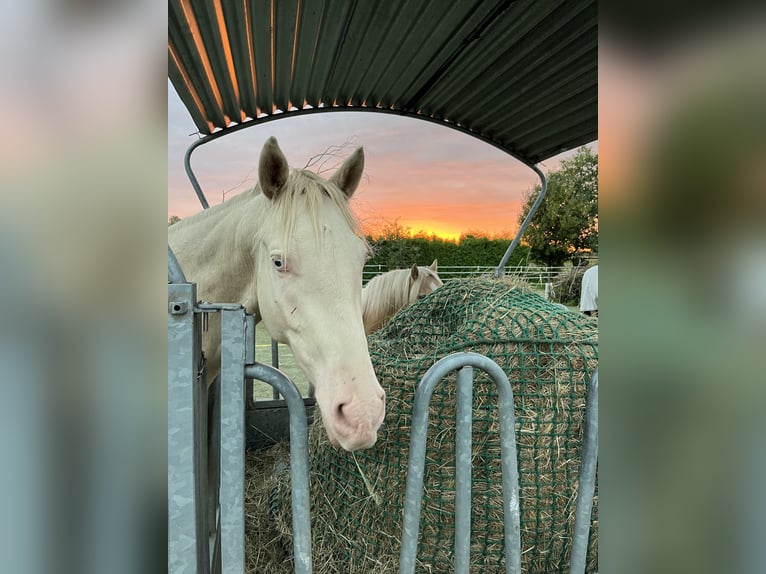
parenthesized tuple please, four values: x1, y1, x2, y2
(273, 277, 598, 573)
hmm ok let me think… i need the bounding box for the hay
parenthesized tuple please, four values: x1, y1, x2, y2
(244, 443, 293, 573)
(547, 265, 590, 306)
(260, 277, 598, 573)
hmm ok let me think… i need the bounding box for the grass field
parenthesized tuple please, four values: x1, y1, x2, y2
(252, 325, 310, 399)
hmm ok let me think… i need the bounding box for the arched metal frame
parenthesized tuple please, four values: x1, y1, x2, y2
(167, 93, 593, 574)
(168, 106, 549, 282)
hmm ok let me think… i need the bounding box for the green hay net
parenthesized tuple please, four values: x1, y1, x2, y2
(274, 277, 598, 573)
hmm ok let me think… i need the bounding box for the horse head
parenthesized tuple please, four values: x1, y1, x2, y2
(407, 259, 444, 304)
(253, 137, 385, 451)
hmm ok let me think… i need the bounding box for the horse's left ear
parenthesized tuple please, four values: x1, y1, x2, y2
(330, 147, 364, 199)
(410, 263, 419, 281)
(259, 137, 289, 199)
(429, 259, 438, 272)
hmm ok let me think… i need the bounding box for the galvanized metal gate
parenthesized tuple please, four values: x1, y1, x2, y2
(168, 261, 598, 573)
(168, 269, 314, 574)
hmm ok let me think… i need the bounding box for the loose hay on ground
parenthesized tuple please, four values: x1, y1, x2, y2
(255, 277, 597, 573)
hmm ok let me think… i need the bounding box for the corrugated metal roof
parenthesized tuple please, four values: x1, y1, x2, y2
(168, 0, 596, 165)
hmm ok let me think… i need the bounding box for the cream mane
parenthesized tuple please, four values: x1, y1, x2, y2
(171, 168, 369, 253)
(362, 268, 414, 331)
(256, 169, 369, 248)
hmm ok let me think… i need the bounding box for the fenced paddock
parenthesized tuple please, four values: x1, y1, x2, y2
(363, 264, 595, 286)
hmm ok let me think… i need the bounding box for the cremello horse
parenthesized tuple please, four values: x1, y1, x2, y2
(361, 260, 443, 334)
(169, 137, 385, 451)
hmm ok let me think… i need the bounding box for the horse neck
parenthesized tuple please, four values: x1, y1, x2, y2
(170, 191, 262, 305)
(362, 269, 412, 326)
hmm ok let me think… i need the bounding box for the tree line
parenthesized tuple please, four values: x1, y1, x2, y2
(365, 223, 530, 269)
(169, 146, 597, 269)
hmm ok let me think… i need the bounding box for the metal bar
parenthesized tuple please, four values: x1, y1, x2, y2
(168, 282, 208, 573)
(399, 352, 521, 574)
(245, 363, 312, 574)
(219, 308, 247, 574)
(568, 367, 598, 574)
(495, 165, 547, 277)
(207, 375, 221, 538)
(454, 366, 474, 573)
(198, 356, 211, 572)
(271, 339, 280, 400)
(245, 316, 256, 364)
(180, 105, 553, 211)
(245, 316, 256, 409)
(497, 374, 522, 574)
(168, 245, 187, 284)
(184, 135, 212, 209)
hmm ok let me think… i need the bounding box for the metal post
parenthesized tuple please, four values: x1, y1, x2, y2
(271, 339, 281, 400)
(398, 352, 521, 574)
(568, 367, 598, 574)
(207, 376, 220, 538)
(168, 282, 208, 573)
(219, 308, 247, 574)
(168, 245, 187, 284)
(244, 316, 256, 409)
(454, 366, 474, 573)
(495, 165, 547, 277)
(245, 363, 312, 574)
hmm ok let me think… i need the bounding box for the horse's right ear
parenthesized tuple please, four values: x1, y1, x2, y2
(259, 137, 289, 199)
(410, 263, 419, 281)
(330, 147, 364, 199)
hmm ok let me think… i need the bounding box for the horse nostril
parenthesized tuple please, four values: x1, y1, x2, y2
(335, 401, 349, 422)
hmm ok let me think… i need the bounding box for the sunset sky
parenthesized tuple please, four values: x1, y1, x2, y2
(168, 84, 597, 241)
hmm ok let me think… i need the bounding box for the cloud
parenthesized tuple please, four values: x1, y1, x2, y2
(168, 87, 595, 238)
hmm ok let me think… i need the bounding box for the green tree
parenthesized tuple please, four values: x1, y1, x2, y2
(168, 215, 182, 226)
(368, 219, 421, 269)
(518, 146, 598, 266)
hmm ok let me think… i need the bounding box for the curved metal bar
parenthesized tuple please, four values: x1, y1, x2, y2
(168, 245, 187, 284)
(494, 164, 547, 277)
(398, 352, 521, 574)
(244, 362, 312, 574)
(184, 136, 211, 209)
(182, 105, 548, 211)
(568, 367, 598, 574)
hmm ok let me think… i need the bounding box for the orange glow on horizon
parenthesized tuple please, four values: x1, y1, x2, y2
(408, 224, 461, 242)
(361, 219, 516, 242)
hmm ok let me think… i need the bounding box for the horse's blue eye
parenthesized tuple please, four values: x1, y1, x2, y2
(272, 256, 286, 271)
